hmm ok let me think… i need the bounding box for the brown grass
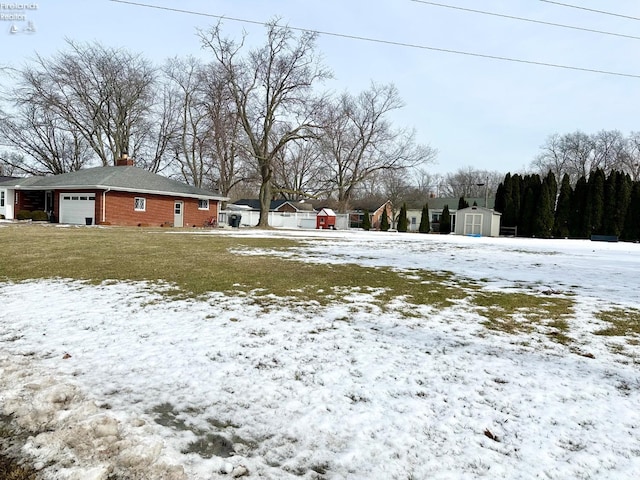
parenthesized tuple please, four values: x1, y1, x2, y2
(0, 225, 466, 307)
(473, 291, 575, 344)
(595, 308, 640, 337)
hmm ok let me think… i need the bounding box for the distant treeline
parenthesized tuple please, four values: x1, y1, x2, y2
(495, 169, 640, 241)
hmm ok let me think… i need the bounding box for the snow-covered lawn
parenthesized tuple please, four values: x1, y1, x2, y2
(1, 230, 640, 479)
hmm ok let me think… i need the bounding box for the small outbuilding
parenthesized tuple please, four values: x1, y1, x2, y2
(454, 205, 502, 237)
(316, 208, 337, 229)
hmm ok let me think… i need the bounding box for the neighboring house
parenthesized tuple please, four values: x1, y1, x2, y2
(454, 205, 502, 237)
(350, 200, 393, 230)
(231, 199, 315, 213)
(406, 197, 495, 233)
(0, 176, 19, 219)
(0, 160, 228, 227)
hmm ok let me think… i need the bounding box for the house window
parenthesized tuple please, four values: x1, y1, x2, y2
(198, 199, 209, 210)
(0, 191, 4, 207)
(134, 197, 146, 211)
(411, 216, 417, 225)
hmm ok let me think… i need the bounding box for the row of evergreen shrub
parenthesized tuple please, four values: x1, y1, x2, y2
(495, 169, 640, 240)
(15, 210, 49, 221)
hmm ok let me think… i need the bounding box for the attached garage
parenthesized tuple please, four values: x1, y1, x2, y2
(59, 193, 96, 225)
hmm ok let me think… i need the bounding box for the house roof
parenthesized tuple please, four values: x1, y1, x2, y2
(457, 205, 502, 215)
(0, 166, 227, 201)
(408, 197, 495, 211)
(317, 208, 336, 216)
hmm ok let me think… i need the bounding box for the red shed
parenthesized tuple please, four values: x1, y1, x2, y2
(316, 208, 337, 229)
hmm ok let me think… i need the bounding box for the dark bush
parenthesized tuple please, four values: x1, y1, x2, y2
(16, 210, 32, 220)
(31, 210, 49, 221)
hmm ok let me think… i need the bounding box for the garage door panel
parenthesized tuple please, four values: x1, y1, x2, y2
(60, 193, 96, 224)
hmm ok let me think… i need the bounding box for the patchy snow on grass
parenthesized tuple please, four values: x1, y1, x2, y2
(1, 231, 640, 479)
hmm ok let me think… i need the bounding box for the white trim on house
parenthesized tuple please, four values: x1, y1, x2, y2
(0, 188, 16, 220)
(11, 183, 224, 201)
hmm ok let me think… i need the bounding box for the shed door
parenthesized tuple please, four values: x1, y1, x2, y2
(59, 193, 96, 224)
(464, 213, 482, 235)
(174, 201, 184, 227)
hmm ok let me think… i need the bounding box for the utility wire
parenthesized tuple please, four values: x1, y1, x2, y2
(410, 0, 640, 41)
(539, 1, 640, 22)
(107, 0, 640, 79)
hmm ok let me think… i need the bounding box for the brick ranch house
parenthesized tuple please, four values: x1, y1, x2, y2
(0, 160, 228, 227)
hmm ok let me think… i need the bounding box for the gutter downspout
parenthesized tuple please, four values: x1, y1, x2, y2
(102, 188, 110, 224)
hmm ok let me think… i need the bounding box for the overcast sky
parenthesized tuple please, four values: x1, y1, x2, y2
(4, 0, 640, 175)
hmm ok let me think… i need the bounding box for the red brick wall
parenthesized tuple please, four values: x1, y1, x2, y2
(103, 191, 218, 227)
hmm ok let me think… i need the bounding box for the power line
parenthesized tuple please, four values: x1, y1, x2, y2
(107, 0, 640, 79)
(410, 0, 640, 41)
(539, 1, 640, 22)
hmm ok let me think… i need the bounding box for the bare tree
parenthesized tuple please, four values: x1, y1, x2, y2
(532, 130, 634, 184)
(532, 133, 573, 184)
(412, 168, 444, 198)
(320, 82, 436, 212)
(164, 56, 212, 187)
(0, 151, 22, 176)
(378, 169, 414, 227)
(625, 131, 640, 181)
(199, 61, 247, 196)
(1, 62, 92, 175)
(18, 40, 157, 166)
(0, 101, 93, 174)
(439, 167, 502, 203)
(592, 129, 627, 173)
(133, 81, 179, 174)
(272, 135, 328, 200)
(199, 20, 331, 226)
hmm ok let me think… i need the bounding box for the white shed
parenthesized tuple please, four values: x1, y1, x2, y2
(454, 206, 502, 237)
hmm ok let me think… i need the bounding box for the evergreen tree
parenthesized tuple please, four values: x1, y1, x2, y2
(494, 179, 507, 213)
(533, 171, 557, 238)
(622, 181, 640, 241)
(588, 168, 606, 235)
(519, 174, 541, 237)
(440, 205, 451, 233)
(418, 203, 430, 233)
(533, 180, 553, 238)
(397, 203, 408, 232)
(602, 170, 618, 236)
(570, 176, 589, 238)
(458, 196, 469, 209)
(362, 210, 371, 231)
(501, 173, 521, 228)
(614, 173, 633, 236)
(553, 174, 572, 238)
(510, 174, 522, 228)
(380, 208, 390, 231)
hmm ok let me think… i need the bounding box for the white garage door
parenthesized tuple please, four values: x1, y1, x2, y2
(59, 193, 96, 225)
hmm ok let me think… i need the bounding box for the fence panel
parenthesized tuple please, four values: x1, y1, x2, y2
(220, 211, 350, 230)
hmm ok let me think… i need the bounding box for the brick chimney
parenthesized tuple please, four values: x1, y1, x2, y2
(116, 153, 134, 167)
